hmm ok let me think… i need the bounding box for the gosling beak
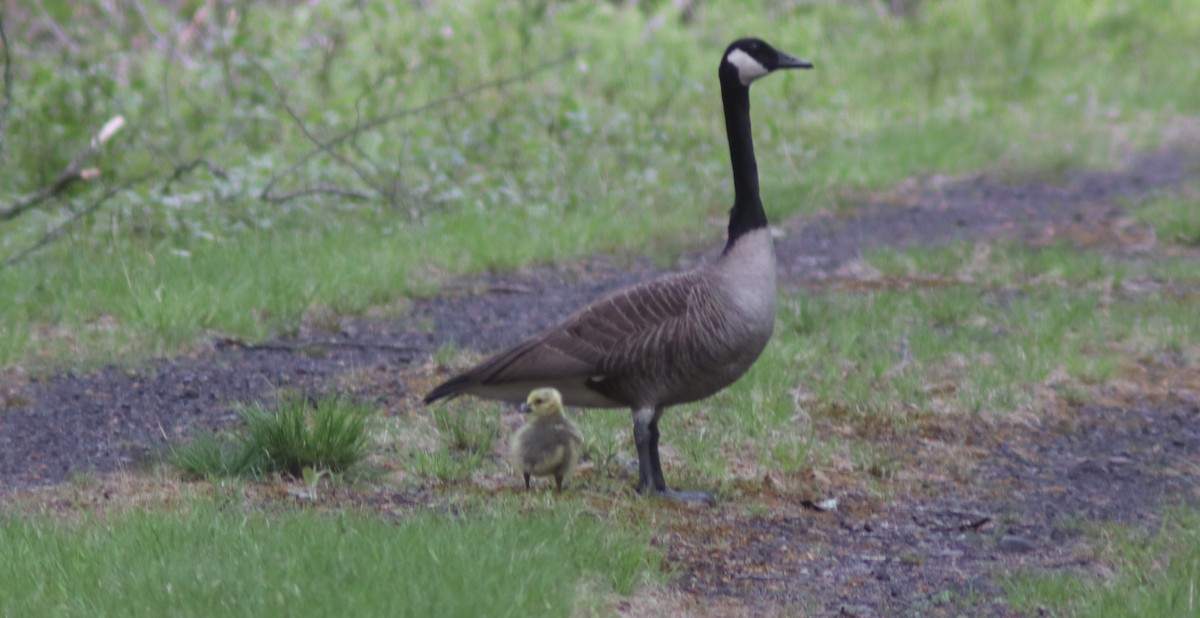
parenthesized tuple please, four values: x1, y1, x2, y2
(776, 51, 814, 70)
(518, 403, 532, 414)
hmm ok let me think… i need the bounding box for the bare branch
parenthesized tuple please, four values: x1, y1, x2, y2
(346, 96, 419, 208)
(2, 174, 154, 269)
(443, 282, 535, 295)
(160, 157, 228, 194)
(260, 184, 372, 204)
(260, 46, 589, 203)
(0, 13, 12, 160)
(3, 155, 229, 269)
(34, 0, 78, 54)
(131, 0, 196, 69)
(253, 62, 388, 200)
(0, 116, 126, 221)
(213, 336, 419, 359)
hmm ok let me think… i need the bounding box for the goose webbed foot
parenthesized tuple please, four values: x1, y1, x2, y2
(636, 483, 716, 505)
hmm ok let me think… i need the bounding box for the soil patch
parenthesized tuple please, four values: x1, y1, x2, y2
(661, 386, 1200, 617)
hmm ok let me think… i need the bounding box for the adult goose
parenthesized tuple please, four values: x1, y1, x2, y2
(425, 38, 812, 501)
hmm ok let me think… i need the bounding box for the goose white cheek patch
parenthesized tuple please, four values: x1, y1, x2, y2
(726, 48, 768, 85)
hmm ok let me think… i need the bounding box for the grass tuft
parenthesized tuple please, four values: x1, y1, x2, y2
(431, 405, 500, 455)
(409, 448, 489, 483)
(170, 431, 253, 480)
(171, 392, 375, 479)
(239, 393, 374, 476)
(407, 400, 504, 482)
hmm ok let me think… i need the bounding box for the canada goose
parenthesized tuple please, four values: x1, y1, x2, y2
(510, 387, 584, 490)
(425, 38, 812, 500)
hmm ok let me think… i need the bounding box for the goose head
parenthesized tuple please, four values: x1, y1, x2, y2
(520, 387, 565, 418)
(720, 38, 813, 87)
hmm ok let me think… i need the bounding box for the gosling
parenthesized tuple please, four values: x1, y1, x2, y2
(510, 388, 583, 491)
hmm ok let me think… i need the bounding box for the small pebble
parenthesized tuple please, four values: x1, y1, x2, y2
(998, 534, 1037, 554)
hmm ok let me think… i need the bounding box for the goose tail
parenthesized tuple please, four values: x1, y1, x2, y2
(422, 374, 474, 405)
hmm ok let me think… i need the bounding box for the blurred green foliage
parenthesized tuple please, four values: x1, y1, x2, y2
(0, 0, 1197, 367)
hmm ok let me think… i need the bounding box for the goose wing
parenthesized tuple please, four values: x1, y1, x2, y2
(423, 271, 704, 404)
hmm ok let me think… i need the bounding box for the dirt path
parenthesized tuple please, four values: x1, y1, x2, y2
(1, 147, 1198, 616)
(657, 385, 1200, 616)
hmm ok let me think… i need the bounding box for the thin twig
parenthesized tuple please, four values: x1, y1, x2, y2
(130, 0, 196, 69)
(160, 157, 229, 193)
(345, 98, 394, 201)
(0, 116, 126, 222)
(0, 13, 13, 160)
(262, 183, 369, 202)
(213, 336, 419, 359)
(345, 97, 421, 209)
(34, 0, 78, 53)
(444, 283, 535, 295)
(959, 517, 992, 533)
(253, 62, 388, 200)
(2, 174, 154, 269)
(260, 46, 588, 203)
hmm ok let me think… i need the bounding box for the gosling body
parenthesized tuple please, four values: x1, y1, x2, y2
(510, 388, 583, 490)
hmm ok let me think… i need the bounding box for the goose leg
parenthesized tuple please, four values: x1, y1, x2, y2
(632, 407, 657, 494)
(523, 472, 531, 490)
(647, 411, 667, 492)
(633, 407, 715, 504)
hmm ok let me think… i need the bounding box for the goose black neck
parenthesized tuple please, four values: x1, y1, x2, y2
(721, 79, 766, 253)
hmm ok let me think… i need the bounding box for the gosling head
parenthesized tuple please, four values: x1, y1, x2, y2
(720, 38, 813, 87)
(519, 387, 564, 418)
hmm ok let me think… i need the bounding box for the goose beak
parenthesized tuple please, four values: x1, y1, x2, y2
(776, 51, 814, 70)
(518, 403, 532, 414)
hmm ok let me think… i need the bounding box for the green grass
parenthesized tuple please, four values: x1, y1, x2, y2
(1006, 507, 1200, 617)
(0, 500, 661, 617)
(402, 397, 504, 483)
(408, 448, 490, 484)
(431, 402, 502, 455)
(170, 430, 252, 480)
(866, 240, 1200, 287)
(1133, 187, 1200, 247)
(2, 0, 1199, 367)
(171, 392, 375, 479)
